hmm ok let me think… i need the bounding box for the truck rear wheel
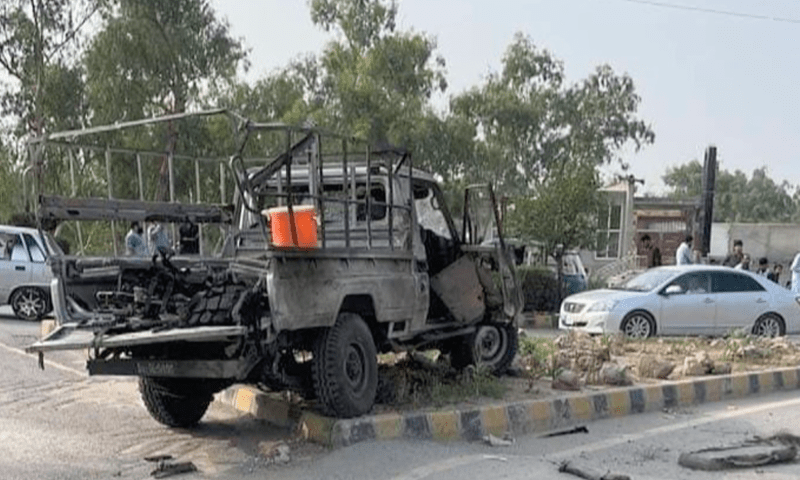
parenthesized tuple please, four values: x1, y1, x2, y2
(312, 312, 378, 418)
(138, 377, 213, 428)
(449, 322, 518, 375)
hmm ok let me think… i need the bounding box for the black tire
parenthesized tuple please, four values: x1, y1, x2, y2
(10, 287, 49, 321)
(184, 285, 243, 327)
(450, 322, 518, 375)
(312, 312, 378, 418)
(753, 313, 785, 337)
(621, 311, 656, 339)
(138, 377, 213, 428)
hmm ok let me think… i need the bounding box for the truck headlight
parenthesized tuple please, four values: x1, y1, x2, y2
(587, 299, 618, 312)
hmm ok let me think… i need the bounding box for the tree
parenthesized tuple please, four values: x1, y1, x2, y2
(662, 162, 797, 222)
(0, 0, 98, 136)
(452, 33, 653, 295)
(506, 160, 606, 300)
(451, 33, 654, 196)
(293, 0, 447, 153)
(81, 0, 248, 202)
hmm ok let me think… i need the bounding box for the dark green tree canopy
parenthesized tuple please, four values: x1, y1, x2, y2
(451, 33, 654, 196)
(662, 161, 797, 223)
(84, 0, 247, 122)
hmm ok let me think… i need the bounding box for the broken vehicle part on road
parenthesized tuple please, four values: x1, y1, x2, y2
(25, 110, 522, 426)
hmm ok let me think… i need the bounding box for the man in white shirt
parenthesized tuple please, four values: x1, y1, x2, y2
(675, 234, 693, 266)
(791, 252, 800, 294)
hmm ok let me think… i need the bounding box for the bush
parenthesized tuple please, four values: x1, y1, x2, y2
(518, 266, 560, 312)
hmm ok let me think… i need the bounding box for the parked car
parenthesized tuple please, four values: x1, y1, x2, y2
(559, 265, 800, 338)
(0, 225, 61, 320)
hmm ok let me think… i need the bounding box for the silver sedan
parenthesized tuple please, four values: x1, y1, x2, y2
(559, 265, 800, 338)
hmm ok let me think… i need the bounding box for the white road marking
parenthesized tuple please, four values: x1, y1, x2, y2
(0, 340, 85, 377)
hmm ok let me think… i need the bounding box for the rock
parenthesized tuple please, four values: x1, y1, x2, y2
(712, 362, 732, 375)
(709, 339, 723, 348)
(741, 345, 765, 359)
(259, 442, 291, 464)
(601, 362, 633, 386)
(683, 351, 715, 376)
(638, 355, 676, 379)
(552, 369, 581, 391)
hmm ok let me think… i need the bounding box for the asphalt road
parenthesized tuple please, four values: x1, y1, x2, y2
(4, 307, 800, 479)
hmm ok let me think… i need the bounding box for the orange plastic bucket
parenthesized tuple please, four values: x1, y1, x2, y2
(264, 205, 318, 249)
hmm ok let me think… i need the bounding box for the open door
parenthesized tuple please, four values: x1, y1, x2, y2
(462, 184, 523, 320)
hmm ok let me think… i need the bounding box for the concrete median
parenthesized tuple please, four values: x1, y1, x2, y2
(216, 366, 800, 448)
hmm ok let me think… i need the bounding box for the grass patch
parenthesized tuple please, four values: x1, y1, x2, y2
(376, 353, 506, 410)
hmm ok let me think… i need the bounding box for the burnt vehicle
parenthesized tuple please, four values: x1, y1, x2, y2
(26, 110, 522, 426)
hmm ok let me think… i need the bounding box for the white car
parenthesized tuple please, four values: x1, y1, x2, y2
(0, 225, 61, 320)
(559, 265, 800, 338)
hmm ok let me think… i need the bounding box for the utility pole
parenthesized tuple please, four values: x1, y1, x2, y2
(698, 145, 717, 257)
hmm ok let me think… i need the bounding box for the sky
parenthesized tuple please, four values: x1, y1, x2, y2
(211, 0, 800, 195)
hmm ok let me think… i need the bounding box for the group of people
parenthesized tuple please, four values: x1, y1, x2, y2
(642, 233, 800, 292)
(125, 221, 170, 257)
(125, 220, 199, 257)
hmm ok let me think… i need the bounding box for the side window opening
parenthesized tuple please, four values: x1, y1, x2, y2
(23, 234, 45, 262)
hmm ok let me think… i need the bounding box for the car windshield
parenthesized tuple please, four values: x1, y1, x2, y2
(618, 269, 676, 292)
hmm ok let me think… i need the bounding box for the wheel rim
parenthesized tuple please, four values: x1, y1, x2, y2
(755, 316, 780, 337)
(623, 314, 651, 339)
(13, 288, 45, 319)
(343, 342, 367, 392)
(475, 325, 507, 363)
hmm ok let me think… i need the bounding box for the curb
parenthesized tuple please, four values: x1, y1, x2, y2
(216, 366, 800, 448)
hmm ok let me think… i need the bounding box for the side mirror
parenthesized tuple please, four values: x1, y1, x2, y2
(663, 285, 682, 296)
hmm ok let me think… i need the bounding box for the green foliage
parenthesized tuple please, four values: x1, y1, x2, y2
(451, 33, 654, 195)
(517, 266, 559, 312)
(85, 0, 247, 122)
(0, 0, 97, 135)
(662, 161, 798, 223)
(518, 336, 560, 381)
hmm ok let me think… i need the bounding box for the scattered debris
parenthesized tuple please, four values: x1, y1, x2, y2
(260, 441, 292, 465)
(482, 433, 515, 447)
(543, 425, 589, 437)
(145, 456, 197, 479)
(557, 460, 631, 480)
(678, 433, 800, 471)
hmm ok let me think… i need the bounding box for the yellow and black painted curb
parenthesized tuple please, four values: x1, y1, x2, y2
(216, 366, 800, 448)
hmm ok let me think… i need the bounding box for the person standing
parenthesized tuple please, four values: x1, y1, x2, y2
(791, 253, 800, 294)
(675, 234, 693, 265)
(641, 234, 661, 268)
(125, 221, 148, 256)
(147, 222, 171, 255)
(755, 257, 769, 277)
(767, 263, 783, 284)
(722, 239, 744, 267)
(734, 253, 752, 271)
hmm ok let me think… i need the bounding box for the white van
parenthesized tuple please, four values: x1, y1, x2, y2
(0, 226, 61, 320)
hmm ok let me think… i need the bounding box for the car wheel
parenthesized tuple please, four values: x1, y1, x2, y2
(449, 322, 519, 375)
(621, 311, 655, 339)
(312, 312, 378, 418)
(10, 287, 49, 321)
(752, 313, 785, 337)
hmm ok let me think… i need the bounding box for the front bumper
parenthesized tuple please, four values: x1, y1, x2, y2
(558, 310, 612, 335)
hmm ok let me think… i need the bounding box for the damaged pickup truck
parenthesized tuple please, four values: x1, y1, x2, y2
(27, 110, 522, 426)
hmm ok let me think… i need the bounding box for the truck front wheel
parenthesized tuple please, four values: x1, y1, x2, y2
(138, 377, 213, 428)
(312, 312, 378, 418)
(449, 322, 518, 375)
